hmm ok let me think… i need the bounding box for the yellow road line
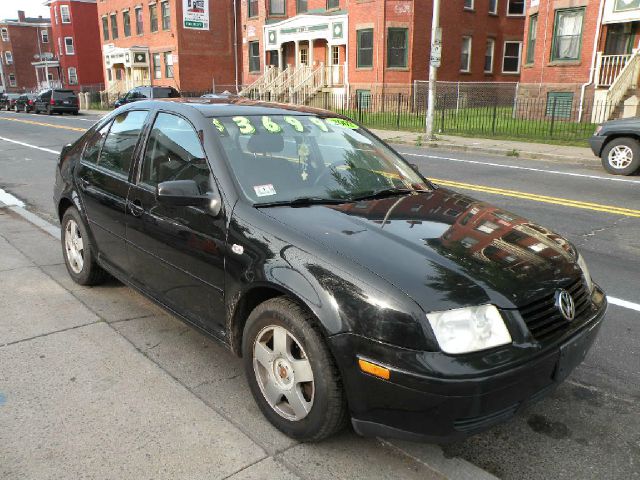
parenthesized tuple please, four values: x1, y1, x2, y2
(432, 178, 640, 218)
(0, 116, 85, 132)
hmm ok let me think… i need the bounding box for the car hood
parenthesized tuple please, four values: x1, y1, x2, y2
(260, 189, 581, 312)
(601, 117, 640, 131)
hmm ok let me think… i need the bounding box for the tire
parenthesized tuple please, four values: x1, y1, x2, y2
(47, 106, 53, 115)
(242, 297, 347, 442)
(601, 137, 640, 176)
(23, 105, 28, 113)
(13, 105, 18, 112)
(61, 206, 108, 286)
(72, 111, 78, 116)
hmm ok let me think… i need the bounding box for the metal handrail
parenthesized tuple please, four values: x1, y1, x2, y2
(596, 53, 633, 87)
(604, 49, 640, 120)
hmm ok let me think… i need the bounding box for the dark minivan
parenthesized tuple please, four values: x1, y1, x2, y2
(53, 99, 607, 443)
(113, 86, 180, 108)
(34, 89, 79, 115)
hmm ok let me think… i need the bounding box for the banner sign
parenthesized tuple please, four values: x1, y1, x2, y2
(183, 0, 209, 30)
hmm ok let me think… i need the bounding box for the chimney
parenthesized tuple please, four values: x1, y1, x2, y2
(18, 10, 25, 22)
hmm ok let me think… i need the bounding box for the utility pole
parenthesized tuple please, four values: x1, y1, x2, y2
(425, 0, 441, 139)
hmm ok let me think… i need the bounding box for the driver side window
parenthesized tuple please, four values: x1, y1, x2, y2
(140, 112, 211, 194)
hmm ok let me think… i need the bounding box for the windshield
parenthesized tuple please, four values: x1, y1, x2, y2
(210, 114, 429, 204)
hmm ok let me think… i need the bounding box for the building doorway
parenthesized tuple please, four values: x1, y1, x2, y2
(604, 23, 636, 55)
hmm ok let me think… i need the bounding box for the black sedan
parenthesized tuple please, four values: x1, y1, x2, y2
(1, 93, 20, 110)
(14, 93, 37, 113)
(53, 99, 606, 442)
(590, 117, 640, 175)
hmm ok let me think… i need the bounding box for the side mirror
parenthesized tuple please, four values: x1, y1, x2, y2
(156, 180, 221, 216)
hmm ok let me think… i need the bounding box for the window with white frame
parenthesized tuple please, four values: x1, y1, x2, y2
(68, 67, 78, 85)
(485, 38, 495, 73)
(9, 73, 16, 86)
(464, 0, 474, 10)
(60, 5, 71, 23)
(64, 37, 74, 55)
(58, 37, 63, 56)
(41, 30, 49, 43)
(4, 51, 13, 65)
(54, 6, 59, 24)
(1, 28, 8, 42)
(507, 0, 525, 16)
(153, 53, 161, 78)
(460, 36, 472, 72)
(502, 41, 522, 73)
(164, 52, 173, 77)
(489, 0, 498, 14)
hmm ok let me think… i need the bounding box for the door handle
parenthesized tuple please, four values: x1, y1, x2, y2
(78, 177, 90, 190)
(128, 199, 144, 218)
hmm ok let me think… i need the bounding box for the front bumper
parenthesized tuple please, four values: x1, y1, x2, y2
(589, 135, 606, 156)
(329, 288, 607, 443)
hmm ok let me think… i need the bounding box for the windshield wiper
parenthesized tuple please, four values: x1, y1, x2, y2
(349, 187, 416, 202)
(254, 196, 352, 208)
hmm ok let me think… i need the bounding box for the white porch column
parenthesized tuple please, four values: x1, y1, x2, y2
(309, 39, 314, 67)
(294, 41, 300, 68)
(327, 43, 332, 86)
(278, 45, 284, 70)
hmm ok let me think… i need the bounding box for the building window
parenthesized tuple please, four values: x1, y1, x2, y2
(356, 89, 371, 109)
(107, 69, 112, 81)
(551, 8, 585, 61)
(153, 53, 162, 78)
(489, 0, 498, 14)
(54, 7, 59, 24)
(297, 0, 308, 13)
(65, 37, 75, 55)
(41, 30, 49, 43)
(135, 7, 143, 34)
(58, 37, 63, 56)
(526, 14, 538, 64)
(102, 16, 109, 41)
(485, 38, 495, 73)
(356, 29, 374, 68)
(110, 13, 118, 39)
(270, 0, 285, 15)
(150, 4, 158, 32)
(460, 36, 472, 72)
(4, 51, 13, 65)
(327, 0, 339, 9)
(68, 67, 78, 85)
(502, 41, 522, 73)
(464, 0, 474, 10)
(614, 0, 640, 11)
(123, 11, 131, 37)
(249, 41, 260, 72)
(507, 0, 525, 15)
(161, 2, 170, 30)
(248, 0, 258, 18)
(546, 92, 574, 119)
(1, 28, 8, 42)
(387, 28, 408, 68)
(164, 52, 174, 78)
(8, 73, 16, 87)
(60, 5, 71, 23)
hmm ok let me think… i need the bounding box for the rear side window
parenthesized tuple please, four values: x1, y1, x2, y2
(140, 112, 210, 193)
(153, 87, 180, 98)
(97, 110, 149, 176)
(82, 122, 112, 165)
(53, 90, 76, 100)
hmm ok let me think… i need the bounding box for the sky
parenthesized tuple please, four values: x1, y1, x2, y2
(0, 0, 51, 21)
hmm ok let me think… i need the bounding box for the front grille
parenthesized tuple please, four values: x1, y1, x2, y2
(519, 277, 592, 342)
(453, 403, 520, 433)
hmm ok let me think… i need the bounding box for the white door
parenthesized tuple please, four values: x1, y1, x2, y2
(299, 45, 309, 66)
(331, 46, 340, 84)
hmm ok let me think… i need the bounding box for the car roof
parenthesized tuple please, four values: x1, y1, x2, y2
(136, 97, 349, 118)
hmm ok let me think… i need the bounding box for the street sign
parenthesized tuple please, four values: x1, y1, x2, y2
(430, 28, 443, 68)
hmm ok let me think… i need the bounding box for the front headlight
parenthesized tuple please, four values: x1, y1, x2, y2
(426, 305, 512, 355)
(594, 125, 603, 136)
(577, 253, 594, 293)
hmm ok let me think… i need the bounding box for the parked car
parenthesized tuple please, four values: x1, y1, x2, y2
(14, 93, 38, 113)
(201, 91, 235, 99)
(113, 86, 180, 108)
(0, 93, 21, 110)
(590, 118, 640, 175)
(34, 89, 79, 115)
(54, 99, 607, 442)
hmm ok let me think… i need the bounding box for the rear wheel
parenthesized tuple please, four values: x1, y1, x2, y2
(47, 106, 53, 115)
(23, 105, 28, 113)
(601, 137, 640, 175)
(13, 105, 18, 112)
(242, 297, 347, 442)
(61, 207, 107, 285)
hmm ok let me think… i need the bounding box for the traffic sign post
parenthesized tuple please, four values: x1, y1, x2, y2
(425, 0, 441, 140)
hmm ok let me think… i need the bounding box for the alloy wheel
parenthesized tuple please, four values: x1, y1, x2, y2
(64, 219, 84, 274)
(608, 145, 633, 169)
(253, 325, 315, 421)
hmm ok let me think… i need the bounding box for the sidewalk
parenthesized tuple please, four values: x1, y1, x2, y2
(0, 205, 492, 480)
(370, 129, 599, 164)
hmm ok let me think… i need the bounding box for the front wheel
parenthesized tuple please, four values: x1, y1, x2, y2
(23, 105, 29, 113)
(13, 105, 18, 112)
(61, 207, 107, 285)
(242, 297, 347, 442)
(601, 137, 640, 175)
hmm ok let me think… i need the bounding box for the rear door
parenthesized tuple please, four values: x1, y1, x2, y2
(53, 89, 78, 108)
(36, 91, 51, 111)
(75, 109, 150, 274)
(126, 111, 227, 335)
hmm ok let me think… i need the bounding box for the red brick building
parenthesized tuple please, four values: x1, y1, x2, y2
(0, 11, 59, 93)
(46, 0, 105, 91)
(97, 0, 240, 94)
(240, 0, 526, 98)
(519, 0, 640, 121)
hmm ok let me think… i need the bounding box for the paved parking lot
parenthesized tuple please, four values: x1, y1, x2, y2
(0, 110, 639, 479)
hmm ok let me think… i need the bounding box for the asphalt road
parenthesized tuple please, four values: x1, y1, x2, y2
(0, 109, 638, 480)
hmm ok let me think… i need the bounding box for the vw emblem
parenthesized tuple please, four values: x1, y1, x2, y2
(555, 289, 575, 321)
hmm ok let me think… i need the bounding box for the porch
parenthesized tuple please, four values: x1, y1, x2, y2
(103, 46, 150, 94)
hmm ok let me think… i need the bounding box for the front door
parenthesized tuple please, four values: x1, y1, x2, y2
(75, 110, 149, 273)
(330, 46, 341, 85)
(299, 44, 309, 66)
(126, 111, 227, 336)
(604, 23, 635, 55)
